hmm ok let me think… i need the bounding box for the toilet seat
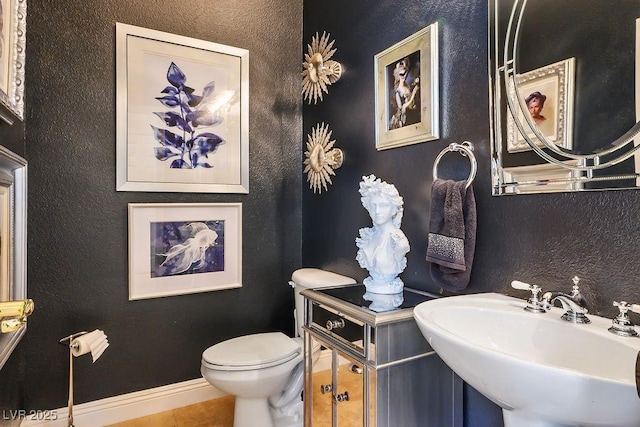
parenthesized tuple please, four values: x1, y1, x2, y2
(202, 332, 301, 371)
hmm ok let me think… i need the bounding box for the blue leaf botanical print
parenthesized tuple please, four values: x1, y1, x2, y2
(167, 62, 187, 89)
(152, 62, 226, 169)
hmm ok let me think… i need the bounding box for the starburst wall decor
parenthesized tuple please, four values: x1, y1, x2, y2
(303, 123, 344, 193)
(302, 32, 343, 104)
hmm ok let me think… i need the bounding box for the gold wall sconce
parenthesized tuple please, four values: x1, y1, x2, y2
(302, 32, 343, 104)
(0, 299, 34, 333)
(304, 122, 344, 193)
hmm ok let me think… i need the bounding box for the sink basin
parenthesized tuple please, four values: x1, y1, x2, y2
(413, 292, 640, 427)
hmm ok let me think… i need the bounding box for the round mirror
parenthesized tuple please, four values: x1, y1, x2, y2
(490, 0, 640, 193)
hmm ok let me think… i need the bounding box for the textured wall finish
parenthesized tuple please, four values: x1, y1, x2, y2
(0, 0, 303, 411)
(303, 0, 640, 425)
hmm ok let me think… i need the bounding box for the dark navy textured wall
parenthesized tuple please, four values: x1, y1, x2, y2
(0, 0, 303, 411)
(303, 1, 640, 425)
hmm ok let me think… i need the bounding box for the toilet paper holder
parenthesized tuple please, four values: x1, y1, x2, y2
(59, 330, 109, 427)
(59, 331, 88, 349)
(59, 332, 88, 427)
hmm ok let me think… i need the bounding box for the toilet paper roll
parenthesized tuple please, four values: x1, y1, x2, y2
(71, 329, 109, 363)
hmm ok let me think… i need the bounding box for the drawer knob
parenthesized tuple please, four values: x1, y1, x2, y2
(334, 391, 350, 403)
(320, 384, 332, 394)
(350, 364, 363, 374)
(326, 318, 345, 330)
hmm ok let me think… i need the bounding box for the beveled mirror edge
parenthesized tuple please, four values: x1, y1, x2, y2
(0, 145, 27, 370)
(490, 0, 640, 195)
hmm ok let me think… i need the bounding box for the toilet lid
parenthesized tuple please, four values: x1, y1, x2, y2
(202, 332, 300, 369)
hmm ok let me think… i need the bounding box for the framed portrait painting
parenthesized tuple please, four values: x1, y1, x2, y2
(116, 23, 249, 193)
(374, 23, 439, 150)
(0, 0, 26, 123)
(128, 203, 242, 300)
(507, 58, 575, 153)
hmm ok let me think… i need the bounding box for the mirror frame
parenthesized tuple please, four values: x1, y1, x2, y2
(490, 0, 640, 194)
(0, 145, 27, 370)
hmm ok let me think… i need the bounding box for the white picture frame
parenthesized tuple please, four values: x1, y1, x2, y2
(128, 203, 242, 300)
(116, 23, 249, 193)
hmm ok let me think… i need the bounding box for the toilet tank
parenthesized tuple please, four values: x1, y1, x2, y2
(290, 268, 356, 337)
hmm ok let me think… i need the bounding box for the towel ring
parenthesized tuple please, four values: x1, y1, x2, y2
(432, 141, 477, 189)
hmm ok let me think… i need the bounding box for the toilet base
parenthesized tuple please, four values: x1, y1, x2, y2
(234, 397, 274, 427)
(271, 398, 303, 427)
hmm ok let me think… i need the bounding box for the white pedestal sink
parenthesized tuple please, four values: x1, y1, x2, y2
(414, 293, 640, 427)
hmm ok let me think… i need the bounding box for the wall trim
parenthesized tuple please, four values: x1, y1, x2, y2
(21, 349, 334, 426)
(20, 378, 226, 427)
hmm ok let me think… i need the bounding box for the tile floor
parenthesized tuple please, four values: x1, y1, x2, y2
(108, 368, 364, 427)
(106, 396, 235, 427)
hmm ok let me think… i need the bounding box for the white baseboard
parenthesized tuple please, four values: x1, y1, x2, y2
(20, 350, 335, 427)
(20, 378, 226, 427)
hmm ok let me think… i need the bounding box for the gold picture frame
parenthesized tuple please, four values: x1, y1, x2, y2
(374, 23, 439, 150)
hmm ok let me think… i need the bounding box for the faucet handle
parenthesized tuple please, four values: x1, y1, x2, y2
(613, 301, 640, 314)
(511, 280, 534, 291)
(571, 276, 581, 295)
(510, 280, 546, 313)
(609, 301, 639, 337)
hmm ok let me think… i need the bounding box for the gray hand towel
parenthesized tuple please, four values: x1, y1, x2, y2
(426, 179, 477, 292)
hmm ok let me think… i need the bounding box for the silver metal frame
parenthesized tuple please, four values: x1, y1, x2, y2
(0, 0, 26, 124)
(127, 202, 242, 300)
(374, 23, 439, 150)
(0, 145, 27, 370)
(302, 286, 462, 427)
(490, 0, 640, 194)
(504, 0, 640, 168)
(115, 23, 250, 194)
(432, 141, 477, 189)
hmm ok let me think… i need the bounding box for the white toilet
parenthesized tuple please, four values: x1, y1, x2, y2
(201, 268, 356, 427)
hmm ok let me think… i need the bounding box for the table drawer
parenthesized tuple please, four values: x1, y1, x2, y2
(311, 302, 366, 355)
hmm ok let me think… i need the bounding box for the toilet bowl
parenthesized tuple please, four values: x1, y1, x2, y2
(201, 268, 356, 427)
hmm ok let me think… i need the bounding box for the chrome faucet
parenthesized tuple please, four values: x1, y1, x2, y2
(511, 280, 547, 313)
(541, 276, 590, 324)
(608, 301, 640, 337)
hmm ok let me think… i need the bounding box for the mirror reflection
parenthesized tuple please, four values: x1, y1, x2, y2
(490, 0, 640, 194)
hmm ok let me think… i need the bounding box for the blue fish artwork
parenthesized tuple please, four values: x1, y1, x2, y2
(150, 221, 225, 277)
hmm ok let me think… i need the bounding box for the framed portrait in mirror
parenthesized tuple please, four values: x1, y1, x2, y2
(507, 58, 575, 153)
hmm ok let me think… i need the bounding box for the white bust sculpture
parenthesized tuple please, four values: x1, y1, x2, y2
(355, 175, 410, 294)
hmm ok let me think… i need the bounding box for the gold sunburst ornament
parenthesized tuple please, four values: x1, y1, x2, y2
(302, 32, 343, 104)
(304, 123, 344, 193)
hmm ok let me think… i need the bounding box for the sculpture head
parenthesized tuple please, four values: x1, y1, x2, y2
(359, 175, 404, 228)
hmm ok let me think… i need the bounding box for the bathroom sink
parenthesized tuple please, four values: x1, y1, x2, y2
(413, 292, 640, 427)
